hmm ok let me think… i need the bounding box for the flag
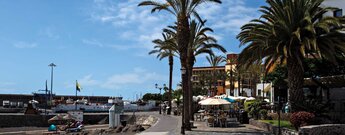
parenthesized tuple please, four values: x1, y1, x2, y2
(76, 80, 81, 92)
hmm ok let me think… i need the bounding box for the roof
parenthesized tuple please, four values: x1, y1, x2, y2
(304, 75, 345, 88)
(193, 66, 225, 70)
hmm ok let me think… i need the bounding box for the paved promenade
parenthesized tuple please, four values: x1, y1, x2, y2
(0, 111, 271, 135)
(137, 112, 272, 135)
(137, 112, 180, 135)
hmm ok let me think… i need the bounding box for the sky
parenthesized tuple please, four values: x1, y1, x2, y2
(0, 0, 266, 100)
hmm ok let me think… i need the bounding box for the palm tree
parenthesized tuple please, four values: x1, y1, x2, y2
(226, 55, 237, 96)
(206, 55, 226, 96)
(237, 0, 345, 112)
(163, 20, 226, 118)
(139, 0, 222, 130)
(149, 32, 176, 115)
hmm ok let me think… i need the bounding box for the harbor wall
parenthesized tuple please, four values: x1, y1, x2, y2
(0, 114, 110, 127)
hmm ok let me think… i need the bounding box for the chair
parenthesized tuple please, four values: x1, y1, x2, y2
(195, 113, 202, 121)
(207, 117, 215, 127)
(219, 117, 227, 128)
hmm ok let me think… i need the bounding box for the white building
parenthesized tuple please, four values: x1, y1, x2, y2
(323, 0, 345, 17)
(256, 83, 273, 102)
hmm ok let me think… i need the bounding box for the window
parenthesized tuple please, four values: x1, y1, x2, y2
(258, 89, 261, 96)
(334, 9, 343, 17)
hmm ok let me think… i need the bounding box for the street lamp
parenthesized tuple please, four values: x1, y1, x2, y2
(155, 83, 166, 114)
(48, 63, 56, 102)
(180, 67, 186, 134)
(274, 96, 283, 135)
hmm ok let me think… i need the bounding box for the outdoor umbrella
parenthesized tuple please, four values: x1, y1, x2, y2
(245, 97, 256, 101)
(29, 100, 39, 104)
(62, 114, 77, 121)
(224, 97, 236, 103)
(199, 98, 231, 105)
(48, 114, 65, 124)
(237, 96, 248, 100)
(198, 98, 213, 105)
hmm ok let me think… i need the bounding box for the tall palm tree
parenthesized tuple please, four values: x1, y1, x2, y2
(206, 55, 226, 96)
(237, 0, 345, 112)
(163, 20, 226, 118)
(149, 32, 176, 115)
(139, 0, 222, 130)
(227, 55, 237, 96)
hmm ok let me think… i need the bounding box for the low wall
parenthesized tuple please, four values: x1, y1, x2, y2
(0, 114, 54, 127)
(0, 114, 110, 127)
(300, 124, 345, 135)
(249, 119, 297, 135)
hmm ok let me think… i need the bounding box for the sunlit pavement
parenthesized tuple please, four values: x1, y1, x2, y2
(137, 111, 271, 135)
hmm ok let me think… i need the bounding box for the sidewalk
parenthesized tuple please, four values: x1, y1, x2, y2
(137, 112, 271, 135)
(186, 119, 272, 135)
(137, 112, 181, 135)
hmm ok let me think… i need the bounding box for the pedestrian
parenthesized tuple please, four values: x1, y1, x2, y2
(163, 103, 167, 115)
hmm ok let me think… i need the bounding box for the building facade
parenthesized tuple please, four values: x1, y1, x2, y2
(192, 66, 226, 96)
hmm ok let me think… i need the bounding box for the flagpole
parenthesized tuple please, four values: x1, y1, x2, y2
(75, 80, 78, 110)
(45, 80, 48, 115)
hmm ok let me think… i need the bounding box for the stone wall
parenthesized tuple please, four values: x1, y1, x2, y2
(0, 114, 54, 127)
(300, 124, 345, 135)
(0, 114, 109, 127)
(249, 119, 298, 135)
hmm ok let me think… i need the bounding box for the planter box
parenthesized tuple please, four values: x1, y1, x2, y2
(300, 124, 345, 135)
(249, 119, 297, 135)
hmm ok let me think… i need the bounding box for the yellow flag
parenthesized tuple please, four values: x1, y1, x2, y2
(76, 80, 81, 91)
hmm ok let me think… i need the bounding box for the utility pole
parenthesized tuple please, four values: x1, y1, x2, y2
(48, 63, 56, 103)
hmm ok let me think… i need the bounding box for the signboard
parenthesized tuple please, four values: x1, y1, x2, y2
(68, 110, 83, 122)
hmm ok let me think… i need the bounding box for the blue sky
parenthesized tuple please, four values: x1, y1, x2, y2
(0, 0, 265, 100)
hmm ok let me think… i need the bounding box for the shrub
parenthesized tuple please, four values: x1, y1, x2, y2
(268, 113, 292, 121)
(259, 109, 268, 120)
(248, 100, 262, 119)
(244, 100, 256, 112)
(290, 111, 315, 131)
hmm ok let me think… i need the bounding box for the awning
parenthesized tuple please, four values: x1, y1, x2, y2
(264, 83, 272, 92)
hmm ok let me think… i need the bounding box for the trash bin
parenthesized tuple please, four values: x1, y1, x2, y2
(239, 111, 249, 124)
(121, 120, 127, 126)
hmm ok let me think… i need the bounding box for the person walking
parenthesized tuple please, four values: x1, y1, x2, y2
(163, 103, 167, 115)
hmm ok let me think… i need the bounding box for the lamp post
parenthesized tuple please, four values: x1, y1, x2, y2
(155, 83, 166, 115)
(180, 67, 186, 134)
(48, 63, 56, 102)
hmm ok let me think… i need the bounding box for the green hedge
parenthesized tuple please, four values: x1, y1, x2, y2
(260, 120, 294, 130)
(244, 100, 256, 112)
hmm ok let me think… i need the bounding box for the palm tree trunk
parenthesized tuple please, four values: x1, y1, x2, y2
(252, 74, 257, 97)
(238, 74, 241, 96)
(188, 56, 195, 121)
(230, 67, 234, 96)
(177, 13, 190, 130)
(287, 55, 304, 112)
(187, 63, 194, 121)
(168, 55, 173, 115)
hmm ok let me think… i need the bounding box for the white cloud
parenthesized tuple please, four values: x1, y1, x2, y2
(79, 74, 99, 86)
(13, 42, 38, 49)
(101, 68, 166, 89)
(82, 39, 104, 47)
(65, 68, 166, 90)
(198, 0, 260, 35)
(39, 27, 60, 40)
(89, 0, 173, 53)
(81, 39, 149, 50)
(87, 0, 260, 55)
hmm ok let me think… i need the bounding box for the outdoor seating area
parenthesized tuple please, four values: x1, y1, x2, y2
(195, 95, 253, 128)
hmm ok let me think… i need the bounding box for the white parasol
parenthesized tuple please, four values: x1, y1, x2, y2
(199, 98, 231, 105)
